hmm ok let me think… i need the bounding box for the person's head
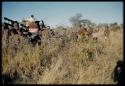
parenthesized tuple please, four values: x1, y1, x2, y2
(31, 15, 34, 18)
(117, 60, 123, 67)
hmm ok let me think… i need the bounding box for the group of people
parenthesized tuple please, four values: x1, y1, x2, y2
(23, 15, 38, 32)
(21, 15, 41, 45)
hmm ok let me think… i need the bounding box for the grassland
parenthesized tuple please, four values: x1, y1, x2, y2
(2, 27, 123, 84)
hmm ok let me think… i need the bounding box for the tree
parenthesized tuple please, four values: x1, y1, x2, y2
(110, 22, 121, 31)
(69, 13, 82, 28)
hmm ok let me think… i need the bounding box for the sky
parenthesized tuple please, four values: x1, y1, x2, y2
(2, 2, 123, 27)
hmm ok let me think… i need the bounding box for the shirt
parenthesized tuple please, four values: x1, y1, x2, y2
(28, 17, 36, 22)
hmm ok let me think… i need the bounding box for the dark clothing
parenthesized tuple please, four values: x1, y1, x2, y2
(114, 61, 124, 85)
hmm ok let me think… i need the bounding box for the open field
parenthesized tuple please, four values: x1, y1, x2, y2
(2, 26, 123, 84)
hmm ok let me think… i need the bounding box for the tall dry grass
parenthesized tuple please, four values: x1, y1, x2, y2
(2, 27, 123, 84)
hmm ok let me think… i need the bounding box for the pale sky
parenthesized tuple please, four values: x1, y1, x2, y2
(2, 2, 123, 27)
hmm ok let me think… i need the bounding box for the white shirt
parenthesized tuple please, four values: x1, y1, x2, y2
(28, 17, 36, 22)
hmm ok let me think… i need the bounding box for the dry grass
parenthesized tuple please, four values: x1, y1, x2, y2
(2, 27, 123, 84)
